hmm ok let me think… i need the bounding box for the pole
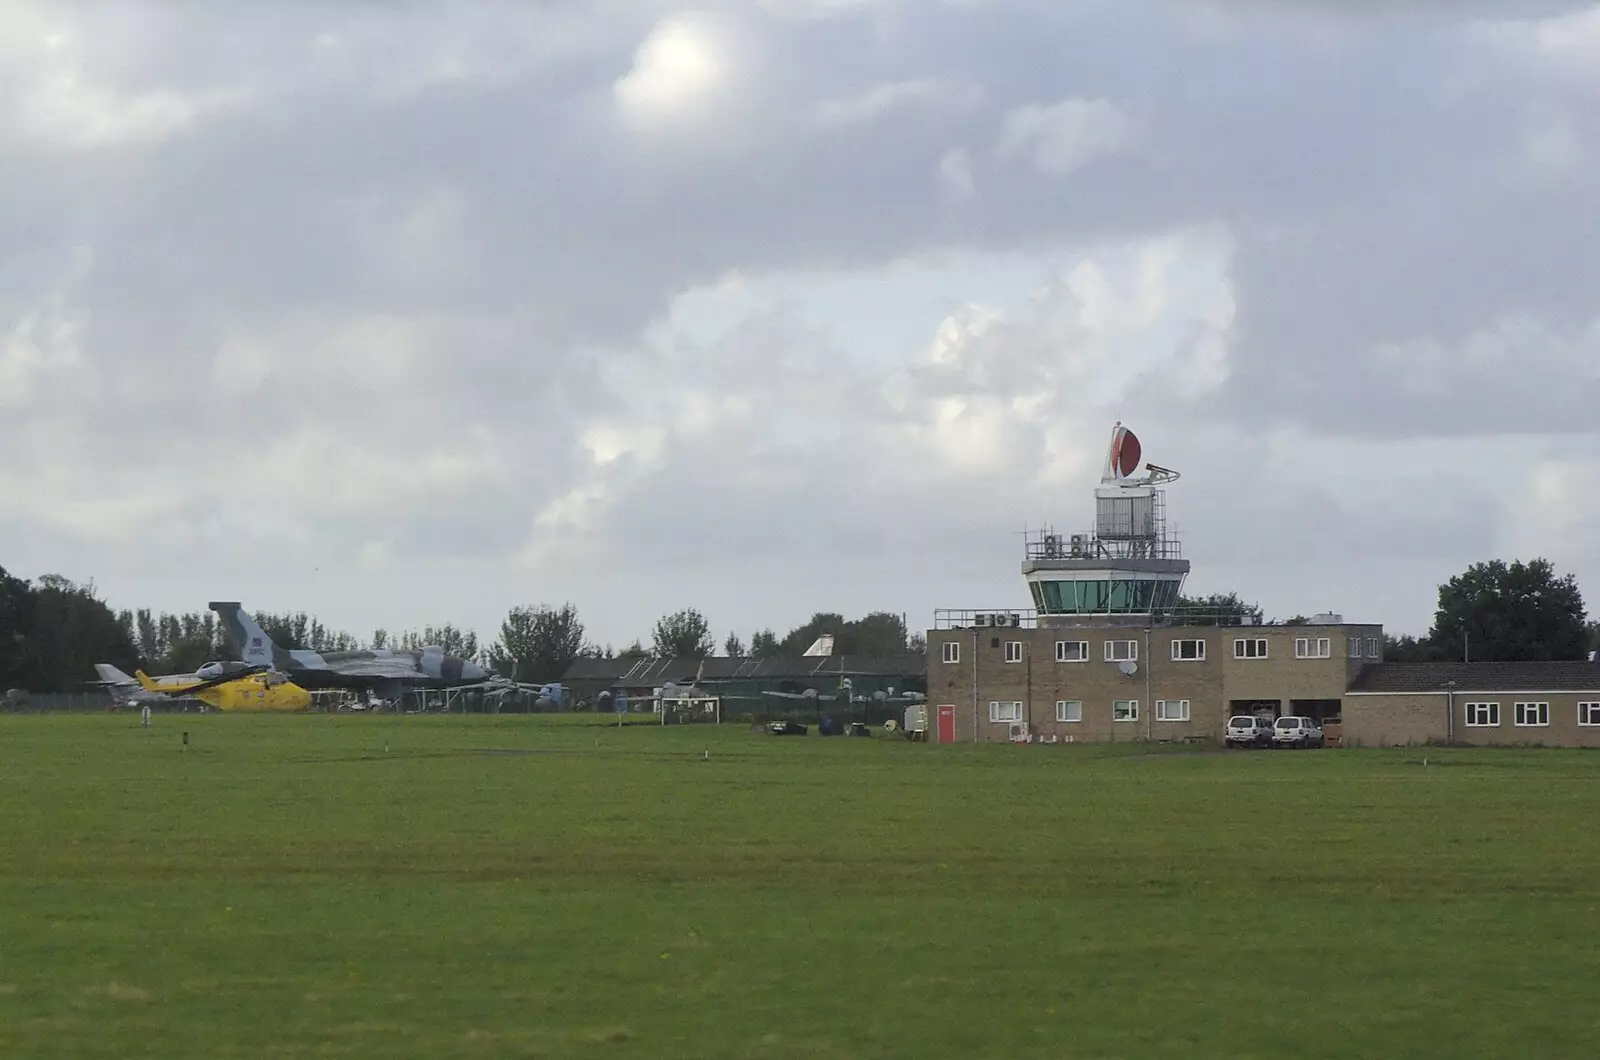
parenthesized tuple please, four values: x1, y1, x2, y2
(1144, 626, 1152, 742)
(971, 627, 979, 743)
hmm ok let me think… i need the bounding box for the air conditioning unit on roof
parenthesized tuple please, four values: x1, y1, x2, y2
(974, 613, 994, 627)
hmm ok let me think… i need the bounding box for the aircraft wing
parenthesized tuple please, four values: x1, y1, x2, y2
(323, 658, 424, 679)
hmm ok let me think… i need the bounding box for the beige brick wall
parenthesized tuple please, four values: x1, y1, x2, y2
(1345, 693, 1600, 748)
(926, 621, 1382, 743)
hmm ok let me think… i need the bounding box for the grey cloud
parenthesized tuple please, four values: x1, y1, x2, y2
(2, 0, 1598, 642)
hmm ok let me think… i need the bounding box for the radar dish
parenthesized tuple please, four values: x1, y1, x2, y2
(1118, 660, 1138, 676)
(1113, 427, 1142, 479)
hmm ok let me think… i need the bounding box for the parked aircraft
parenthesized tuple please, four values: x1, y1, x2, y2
(91, 664, 175, 709)
(134, 667, 311, 713)
(210, 601, 534, 706)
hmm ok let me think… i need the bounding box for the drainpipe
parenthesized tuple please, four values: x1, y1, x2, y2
(1144, 625, 1152, 742)
(1444, 680, 1455, 746)
(1025, 638, 1034, 738)
(971, 627, 979, 744)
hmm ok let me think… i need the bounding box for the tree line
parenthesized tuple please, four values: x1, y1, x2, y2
(0, 566, 924, 693)
(4, 557, 1594, 695)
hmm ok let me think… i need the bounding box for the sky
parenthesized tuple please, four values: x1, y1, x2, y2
(2, 0, 1598, 650)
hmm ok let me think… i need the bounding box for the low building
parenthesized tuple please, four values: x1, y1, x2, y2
(1344, 662, 1600, 747)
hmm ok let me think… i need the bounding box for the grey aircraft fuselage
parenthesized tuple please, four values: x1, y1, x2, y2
(210, 601, 490, 699)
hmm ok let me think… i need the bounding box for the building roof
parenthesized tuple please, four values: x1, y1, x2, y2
(561, 653, 926, 685)
(1349, 661, 1600, 694)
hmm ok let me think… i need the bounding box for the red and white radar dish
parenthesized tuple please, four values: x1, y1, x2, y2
(1111, 426, 1142, 479)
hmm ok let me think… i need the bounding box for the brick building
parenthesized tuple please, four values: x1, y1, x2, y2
(924, 423, 1383, 744)
(1343, 662, 1600, 747)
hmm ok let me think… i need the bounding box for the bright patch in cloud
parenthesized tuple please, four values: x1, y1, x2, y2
(998, 97, 1140, 177)
(614, 13, 728, 118)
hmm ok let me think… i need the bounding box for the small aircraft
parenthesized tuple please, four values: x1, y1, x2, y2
(91, 663, 312, 712)
(134, 666, 312, 712)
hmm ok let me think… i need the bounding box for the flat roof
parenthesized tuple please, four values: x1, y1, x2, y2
(1349, 661, 1600, 695)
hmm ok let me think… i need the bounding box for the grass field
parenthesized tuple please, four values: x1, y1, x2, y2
(2, 714, 1598, 1058)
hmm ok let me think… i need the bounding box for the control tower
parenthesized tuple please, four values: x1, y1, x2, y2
(1022, 423, 1189, 625)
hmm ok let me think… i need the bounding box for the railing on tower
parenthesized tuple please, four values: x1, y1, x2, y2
(1021, 523, 1183, 563)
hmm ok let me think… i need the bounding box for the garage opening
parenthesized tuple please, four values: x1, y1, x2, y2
(1230, 699, 1280, 723)
(1291, 699, 1342, 724)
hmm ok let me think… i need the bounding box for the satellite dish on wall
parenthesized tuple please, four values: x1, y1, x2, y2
(1118, 660, 1138, 677)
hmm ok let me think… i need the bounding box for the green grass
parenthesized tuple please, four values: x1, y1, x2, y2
(2, 714, 1598, 1058)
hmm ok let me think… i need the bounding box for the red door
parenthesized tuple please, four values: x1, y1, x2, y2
(937, 704, 956, 744)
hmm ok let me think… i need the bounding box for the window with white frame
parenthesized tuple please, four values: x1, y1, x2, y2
(1579, 702, 1600, 727)
(1004, 641, 1023, 663)
(1055, 640, 1089, 663)
(1056, 700, 1082, 723)
(1104, 640, 1138, 662)
(1156, 699, 1190, 722)
(941, 641, 959, 664)
(1514, 701, 1549, 727)
(1112, 699, 1139, 722)
(1234, 638, 1268, 659)
(1366, 637, 1381, 658)
(1464, 701, 1500, 727)
(988, 700, 1023, 723)
(1348, 636, 1363, 658)
(1171, 639, 1205, 661)
(1295, 637, 1331, 659)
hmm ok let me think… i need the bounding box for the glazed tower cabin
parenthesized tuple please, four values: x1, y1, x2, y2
(926, 424, 1384, 744)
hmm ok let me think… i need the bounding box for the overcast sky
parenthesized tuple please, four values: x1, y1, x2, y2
(3, 0, 1597, 649)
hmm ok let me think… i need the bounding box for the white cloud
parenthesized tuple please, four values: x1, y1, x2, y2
(997, 97, 1141, 177)
(614, 13, 730, 119)
(938, 148, 976, 200)
(809, 78, 983, 128)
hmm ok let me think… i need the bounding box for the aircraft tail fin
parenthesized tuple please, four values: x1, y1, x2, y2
(92, 663, 136, 686)
(210, 601, 277, 667)
(133, 670, 159, 691)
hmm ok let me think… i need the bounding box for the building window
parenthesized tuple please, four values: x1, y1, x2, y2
(1295, 637, 1331, 659)
(989, 701, 1023, 724)
(1464, 702, 1500, 727)
(1348, 637, 1363, 658)
(1366, 637, 1380, 658)
(1171, 640, 1205, 661)
(1514, 701, 1550, 727)
(1113, 699, 1139, 722)
(1004, 641, 1023, 663)
(941, 641, 959, 664)
(1055, 640, 1089, 663)
(1234, 638, 1268, 659)
(1156, 699, 1190, 722)
(1056, 700, 1082, 723)
(1579, 703, 1600, 727)
(1104, 640, 1138, 662)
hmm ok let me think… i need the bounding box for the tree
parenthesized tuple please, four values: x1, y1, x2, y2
(617, 640, 650, 660)
(1430, 558, 1589, 662)
(488, 603, 585, 682)
(23, 575, 139, 692)
(652, 609, 714, 658)
(750, 630, 780, 659)
(1383, 633, 1447, 663)
(723, 632, 745, 658)
(1172, 592, 1263, 627)
(0, 566, 34, 689)
(908, 631, 927, 654)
